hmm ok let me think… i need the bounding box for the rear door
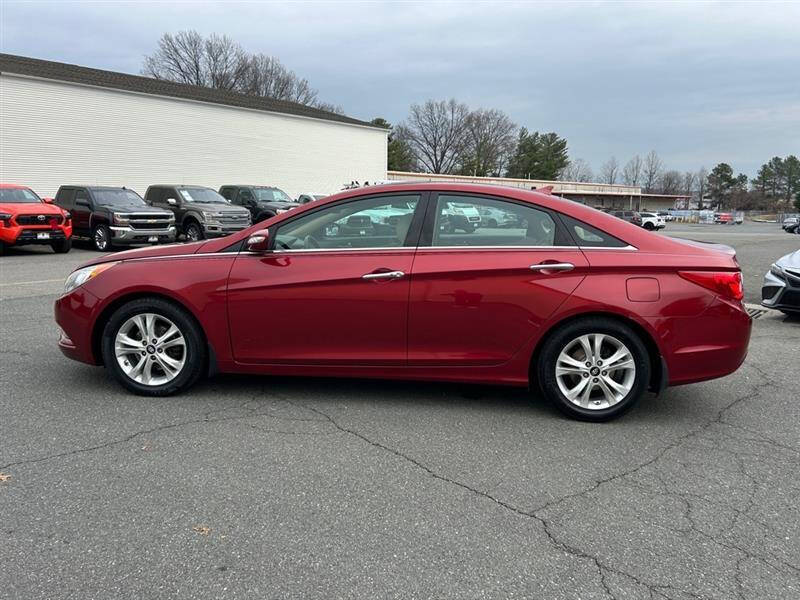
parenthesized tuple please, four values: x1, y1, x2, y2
(227, 192, 426, 365)
(407, 192, 588, 366)
(71, 188, 93, 236)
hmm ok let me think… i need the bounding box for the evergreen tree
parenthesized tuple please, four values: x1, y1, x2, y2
(505, 129, 569, 180)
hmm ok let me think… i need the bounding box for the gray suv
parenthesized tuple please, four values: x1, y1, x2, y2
(145, 185, 251, 241)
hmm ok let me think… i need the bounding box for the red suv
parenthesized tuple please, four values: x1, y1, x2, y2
(0, 184, 72, 254)
(54, 183, 751, 421)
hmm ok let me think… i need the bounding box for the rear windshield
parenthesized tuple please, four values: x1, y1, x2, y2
(255, 188, 292, 202)
(179, 188, 227, 204)
(93, 189, 147, 206)
(0, 187, 41, 203)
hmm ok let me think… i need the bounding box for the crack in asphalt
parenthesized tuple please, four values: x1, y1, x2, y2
(0, 392, 336, 471)
(282, 362, 790, 600)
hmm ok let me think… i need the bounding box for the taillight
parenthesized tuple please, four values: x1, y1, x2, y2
(678, 271, 744, 301)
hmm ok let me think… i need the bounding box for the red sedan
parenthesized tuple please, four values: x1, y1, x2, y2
(0, 183, 72, 254)
(54, 183, 751, 421)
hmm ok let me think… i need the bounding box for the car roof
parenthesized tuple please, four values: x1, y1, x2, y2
(0, 183, 31, 189)
(149, 184, 213, 189)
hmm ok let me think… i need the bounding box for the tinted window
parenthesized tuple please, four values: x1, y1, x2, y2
(147, 187, 164, 205)
(274, 194, 420, 250)
(0, 187, 42, 203)
(433, 194, 560, 247)
(75, 189, 91, 206)
(219, 187, 235, 201)
(560, 215, 628, 248)
(238, 189, 255, 204)
(55, 188, 75, 209)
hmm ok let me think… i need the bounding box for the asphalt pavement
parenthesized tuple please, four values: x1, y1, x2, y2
(1, 223, 798, 599)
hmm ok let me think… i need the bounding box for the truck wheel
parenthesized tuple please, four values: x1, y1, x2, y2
(185, 221, 204, 242)
(93, 225, 111, 251)
(51, 238, 72, 253)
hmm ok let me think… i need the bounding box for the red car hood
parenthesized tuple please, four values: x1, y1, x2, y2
(0, 202, 66, 216)
(80, 240, 209, 268)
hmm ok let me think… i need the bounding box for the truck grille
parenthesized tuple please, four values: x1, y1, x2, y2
(16, 214, 63, 225)
(127, 213, 173, 230)
(219, 214, 250, 225)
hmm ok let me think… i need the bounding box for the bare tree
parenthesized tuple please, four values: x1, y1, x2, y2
(622, 155, 643, 187)
(460, 108, 517, 176)
(659, 170, 682, 195)
(143, 30, 334, 109)
(643, 150, 663, 193)
(600, 156, 619, 185)
(400, 99, 470, 174)
(560, 158, 594, 182)
(682, 171, 696, 197)
(143, 31, 248, 90)
(696, 167, 708, 209)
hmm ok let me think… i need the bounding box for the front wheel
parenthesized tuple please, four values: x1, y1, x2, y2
(93, 225, 111, 251)
(101, 297, 207, 396)
(643, 222, 655, 230)
(51, 238, 72, 253)
(536, 317, 651, 421)
(185, 221, 204, 242)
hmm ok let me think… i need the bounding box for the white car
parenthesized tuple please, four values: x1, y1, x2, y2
(657, 211, 675, 222)
(296, 193, 328, 204)
(639, 212, 666, 231)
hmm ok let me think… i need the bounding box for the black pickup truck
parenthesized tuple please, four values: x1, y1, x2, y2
(218, 185, 300, 225)
(54, 186, 176, 251)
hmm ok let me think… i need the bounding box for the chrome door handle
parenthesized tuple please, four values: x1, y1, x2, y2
(362, 270, 405, 280)
(529, 262, 574, 273)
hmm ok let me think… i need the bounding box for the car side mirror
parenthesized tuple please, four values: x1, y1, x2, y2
(166, 198, 178, 206)
(43, 197, 54, 204)
(246, 229, 270, 253)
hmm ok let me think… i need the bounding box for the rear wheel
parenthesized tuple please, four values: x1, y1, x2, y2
(537, 317, 650, 421)
(101, 297, 206, 396)
(643, 222, 655, 230)
(51, 238, 71, 253)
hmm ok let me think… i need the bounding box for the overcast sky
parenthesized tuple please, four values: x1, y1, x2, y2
(2, 1, 798, 177)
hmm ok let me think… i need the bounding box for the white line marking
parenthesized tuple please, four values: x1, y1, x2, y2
(0, 278, 63, 286)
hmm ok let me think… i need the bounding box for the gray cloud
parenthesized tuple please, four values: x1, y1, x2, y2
(2, 1, 798, 176)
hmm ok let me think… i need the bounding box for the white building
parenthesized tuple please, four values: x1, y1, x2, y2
(0, 53, 388, 199)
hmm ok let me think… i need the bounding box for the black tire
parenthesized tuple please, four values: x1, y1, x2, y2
(643, 222, 655, 230)
(101, 297, 207, 396)
(487, 218, 498, 228)
(93, 225, 112, 251)
(184, 221, 204, 242)
(51, 238, 72, 253)
(536, 317, 651, 421)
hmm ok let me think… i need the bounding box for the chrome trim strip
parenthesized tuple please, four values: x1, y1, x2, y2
(529, 263, 574, 272)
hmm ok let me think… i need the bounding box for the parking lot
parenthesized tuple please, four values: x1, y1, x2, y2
(1, 223, 798, 599)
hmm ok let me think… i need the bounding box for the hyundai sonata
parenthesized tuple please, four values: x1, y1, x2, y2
(55, 183, 751, 421)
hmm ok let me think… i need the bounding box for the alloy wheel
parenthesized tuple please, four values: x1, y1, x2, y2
(114, 313, 187, 386)
(555, 333, 636, 410)
(94, 227, 108, 250)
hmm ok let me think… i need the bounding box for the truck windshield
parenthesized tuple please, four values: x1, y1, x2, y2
(255, 188, 293, 202)
(92, 189, 147, 206)
(180, 188, 228, 204)
(0, 188, 42, 203)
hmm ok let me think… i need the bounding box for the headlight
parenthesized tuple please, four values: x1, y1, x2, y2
(202, 211, 223, 220)
(770, 264, 784, 279)
(113, 213, 130, 225)
(63, 262, 118, 295)
(0, 212, 11, 226)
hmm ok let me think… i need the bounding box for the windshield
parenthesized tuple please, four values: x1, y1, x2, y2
(93, 189, 146, 206)
(0, 187, 42, 204)
(255, 188, 292, 202)
(179, 188, 228, 204)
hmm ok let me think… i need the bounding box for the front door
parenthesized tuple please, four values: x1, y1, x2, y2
(227, 193, 424, 365)
(408, 193, 589, 366)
